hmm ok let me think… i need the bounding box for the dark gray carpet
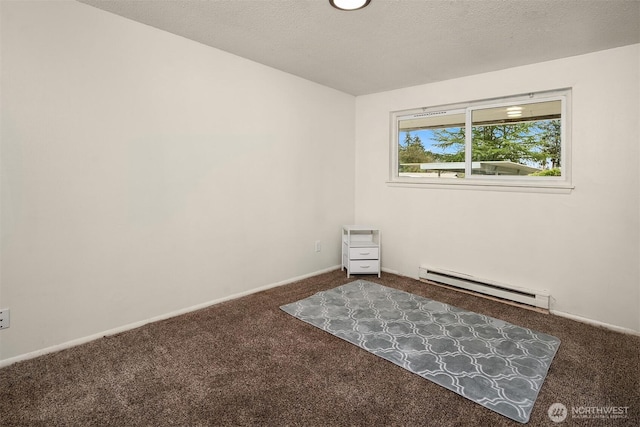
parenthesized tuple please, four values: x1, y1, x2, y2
(281, 280, 560, 423)
(0, 270, 638, 426)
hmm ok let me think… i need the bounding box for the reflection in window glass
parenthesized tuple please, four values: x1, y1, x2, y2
(470, 100, 561, 177)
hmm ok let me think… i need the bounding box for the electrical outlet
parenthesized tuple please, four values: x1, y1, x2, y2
(314, 240, 321, 252)
(0, 308, 9, 330)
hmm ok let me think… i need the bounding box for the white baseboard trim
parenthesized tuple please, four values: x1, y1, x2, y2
(0, 265, 340, 369)
(550, 310, 640, 336)
(381, 267, 401, 275)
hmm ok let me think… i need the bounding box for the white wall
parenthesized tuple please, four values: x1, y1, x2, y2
(2, 2, 638, 367)
(355, 45, 640, 333)
(0, 1, 355, 363)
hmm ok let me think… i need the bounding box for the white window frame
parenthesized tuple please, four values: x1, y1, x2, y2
(389, 89, 573, 192)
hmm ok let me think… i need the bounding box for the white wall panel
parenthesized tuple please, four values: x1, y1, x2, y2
(0, 1, 355, 362)
(355, 45, 640, 332)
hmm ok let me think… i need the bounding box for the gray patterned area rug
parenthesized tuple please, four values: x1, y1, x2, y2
(280, 280, 560, 424)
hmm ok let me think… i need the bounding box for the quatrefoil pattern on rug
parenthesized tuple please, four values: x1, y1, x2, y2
(281, 280, 560, 423)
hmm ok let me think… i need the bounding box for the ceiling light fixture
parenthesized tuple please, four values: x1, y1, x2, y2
(329, 0, 371, 11)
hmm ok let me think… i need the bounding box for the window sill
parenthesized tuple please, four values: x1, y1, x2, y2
(386, 179, 574, 194)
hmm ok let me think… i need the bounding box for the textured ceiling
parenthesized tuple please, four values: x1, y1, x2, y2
(78, 0, 640, 96)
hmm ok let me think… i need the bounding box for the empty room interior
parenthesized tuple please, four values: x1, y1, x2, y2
(1, 0, 639, 425)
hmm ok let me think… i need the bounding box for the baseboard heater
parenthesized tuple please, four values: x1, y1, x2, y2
(419, 266, 550, 310)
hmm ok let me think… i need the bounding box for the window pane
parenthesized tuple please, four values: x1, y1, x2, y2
(470, 100, 562, 177)
(398, 111, 465, 178)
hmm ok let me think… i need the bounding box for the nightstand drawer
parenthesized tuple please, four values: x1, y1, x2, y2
(349, 247, 379, 260)
(349, 260, 380, 273)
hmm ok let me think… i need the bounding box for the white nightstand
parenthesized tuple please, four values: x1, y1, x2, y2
(341, 225, 380, 278)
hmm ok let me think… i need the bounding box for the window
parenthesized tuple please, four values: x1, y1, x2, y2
(390, 89, 572, 190)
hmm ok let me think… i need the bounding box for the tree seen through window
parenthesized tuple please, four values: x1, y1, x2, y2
(399, 119, 562, 176)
